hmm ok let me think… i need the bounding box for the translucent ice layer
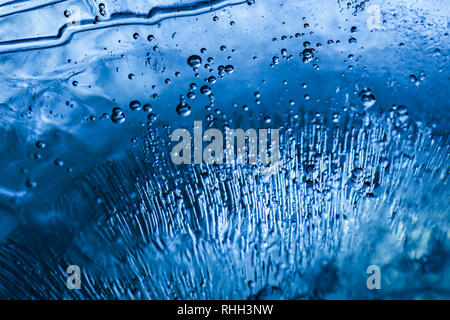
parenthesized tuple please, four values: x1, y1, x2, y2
(0, 0, 448, 299)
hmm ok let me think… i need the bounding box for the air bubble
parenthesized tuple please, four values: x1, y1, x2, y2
(176, 96, 191, 117)
(359, 88, 376, 109)
(187, 55, 202, 68)
(200, 85, 212, 95)
(129, 100, 142, 111)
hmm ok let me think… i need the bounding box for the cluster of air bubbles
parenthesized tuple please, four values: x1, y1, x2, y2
(272, 56, 280, 65)
(110, 99, 155, 124)
(184, 52, 234, 108)
(359, 88, 376, 109)
(147, 113, 157, 124)
(99, 3, 106, 16)
(409, 71, 426, 86)
(218, 64, 234, 77)
(24, 139, 67, 188)
(280, 48, 294, 61)
(111, 107, 126, 124)
(301, 45, 315, 63)
(390, 105, 410, 130)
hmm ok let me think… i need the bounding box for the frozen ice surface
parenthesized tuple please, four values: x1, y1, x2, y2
(0, 0, 448, 299)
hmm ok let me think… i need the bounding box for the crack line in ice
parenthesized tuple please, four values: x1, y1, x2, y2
(0, 0, 68, 18)
(0, 0, 247, 54)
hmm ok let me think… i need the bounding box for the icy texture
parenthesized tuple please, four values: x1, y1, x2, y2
(0, 0, 449, 299)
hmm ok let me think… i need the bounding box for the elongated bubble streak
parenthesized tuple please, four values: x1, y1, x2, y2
(0, 111, 448, 299)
